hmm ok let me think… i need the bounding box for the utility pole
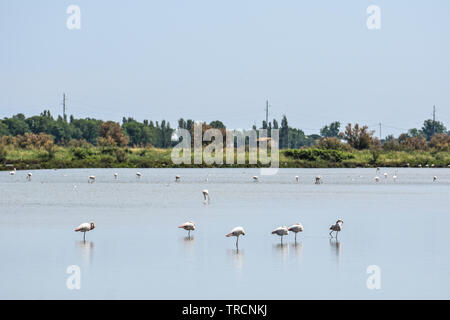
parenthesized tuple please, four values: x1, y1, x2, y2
(62, 93, 67, 122)
(379, 122, 382, 140)
(432, 105, 436, 136)
(265, 100, 269, 126)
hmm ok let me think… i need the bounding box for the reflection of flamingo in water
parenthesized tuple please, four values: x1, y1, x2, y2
(226, 226, 245, 250)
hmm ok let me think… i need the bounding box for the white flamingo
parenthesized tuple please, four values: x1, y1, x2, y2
(136, 172, 142, 179)
(288, 223, 303, 242)
(272, 226, 289, 244)
(26, 173, 32, 181)
(178, 221, 195, 237)
(9, 168, 16, 175)
(315, 176, 322, 184)
(393, 171, 398, 182)
(252, 176, 259, 182)
(295, 176, 299, 182)
(88, 176, 96, 183)
(175, 175, 181, 182)
(329, 219, 344, 238)
(226, 226, 245, 249)
(74, 221, 96, 241)
(433, 176, 438, 182)
(383, 172, 388, 178)
(374, 176, 380, 182)
(202, 189, 210, 203)
(114, 173, 118, 180)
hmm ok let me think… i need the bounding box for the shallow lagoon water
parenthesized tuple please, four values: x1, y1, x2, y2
(0, 168, 449, 299)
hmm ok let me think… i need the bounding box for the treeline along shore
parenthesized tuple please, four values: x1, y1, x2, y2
(1, 111, 450, 170)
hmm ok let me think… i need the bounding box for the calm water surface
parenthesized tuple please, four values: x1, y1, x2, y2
(0, 168, 449, 299)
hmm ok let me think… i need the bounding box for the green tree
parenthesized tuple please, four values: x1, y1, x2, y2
(422, 119, 447, 140)
(320, 121, 341, 137)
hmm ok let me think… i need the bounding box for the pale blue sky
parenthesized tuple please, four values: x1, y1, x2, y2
(1, 1, 449, 136)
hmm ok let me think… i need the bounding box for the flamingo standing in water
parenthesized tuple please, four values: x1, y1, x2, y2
(295, 176, 299, 182)
(88, 176, 96, 183)
(374, 176, 380, 182)
(315, 176, 322, 184)
(288, 223, 304, 242)
(433, 176, 438, 182)
(114, 173, 118, 180)
(175, 175, 181, 182)
(178, 221, 195, 237)
(26, 173, 32, 181)
(9, 168, 16, 175)
(329, 219, 344, 238)
(393, 171, 398, 182)
(202, 189, 210, 203)
(272, 226, 289, 244)
(226, 226, 245, 249)
(74, 221, 96, 241)
(252, 176, 259, 182)
(136, 172, 142, 179)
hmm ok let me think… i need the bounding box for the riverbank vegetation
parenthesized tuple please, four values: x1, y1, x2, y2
(0, 111, 449, 169)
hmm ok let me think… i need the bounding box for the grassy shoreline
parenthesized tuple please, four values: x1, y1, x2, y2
(1, 145, 450, 170)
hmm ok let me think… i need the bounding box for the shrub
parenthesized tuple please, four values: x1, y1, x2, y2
(284, 148, 354, 162)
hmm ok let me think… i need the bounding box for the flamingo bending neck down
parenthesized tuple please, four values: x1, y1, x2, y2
(175, 175, 180, 182)
(272, 226, 289, 244)
(329, 219, 344, 238)
(252, 176, 259, 182)
(315, 176, 322, 184)
(26, 173, 32, 181)
(75, 221, 96, 241)
(88, 176, 96, 183)
(202, 189, 210, 203)
(226, 226, 245, 249)
(136, 172, 142, 179)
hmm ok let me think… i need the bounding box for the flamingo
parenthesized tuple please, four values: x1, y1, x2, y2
(74, 221, 96, 241)
(295, 176, 299, 182)
(252, 176, 259, 182)
(383, 172, 388, 178)
(178, 221, 195, 237)
(202, 189, 210, 203)
(433, 176, 438, 182)
(114, 173, 118, 180)
(88, 176, 95, 183)
(136, 172, 142, 179)
(288, 223, 303, 242)
(393, 171, 398, 182)
(226, 226, 245, 249)
(329, 219, 344, 238)
(26, 173, 32, 181)
(315, 176, 322, 184)
(9, 168, 16, 175)
(374, 176, 380, 182)
(272, 226, 289, 244)
(175, 175, 181, 182)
